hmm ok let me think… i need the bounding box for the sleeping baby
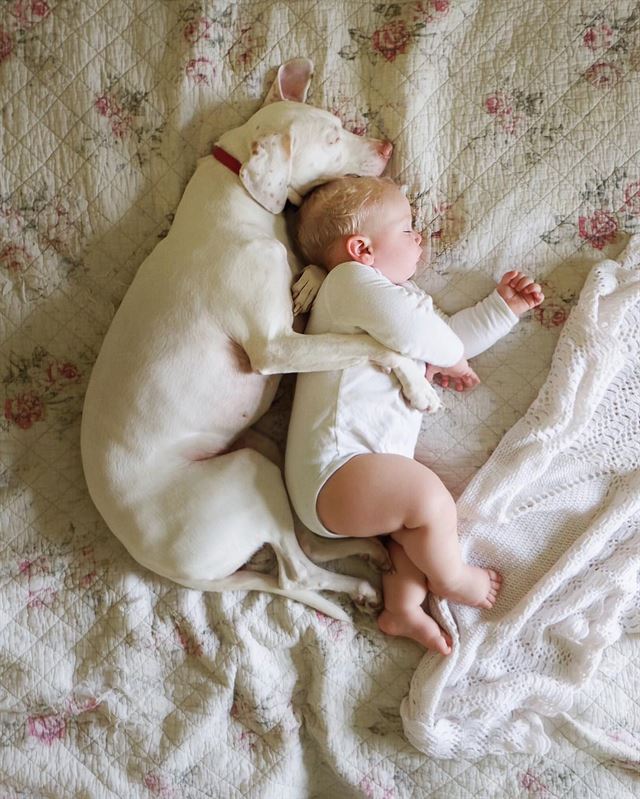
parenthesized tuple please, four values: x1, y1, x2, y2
(285, 176, 544, 654)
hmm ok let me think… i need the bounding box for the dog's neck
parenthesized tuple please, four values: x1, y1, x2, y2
(212, 146, 241, 175)
(214, 128, 303, 211)
(215, 128, 253, 169)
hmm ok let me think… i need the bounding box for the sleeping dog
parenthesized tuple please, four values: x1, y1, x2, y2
(81, 58, 435, 620)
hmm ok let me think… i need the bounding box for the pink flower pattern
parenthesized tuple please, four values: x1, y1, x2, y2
(3, 348, 83, 430)
(144, 773, 176, 798)
(0, 1, 50, 65)
(27, 714, 66, 745)
(4, 391, 45, 429)
(94, 93, 134, 139)
(0, 28, 14, 63)
(1, 243, 32, 273)
(520, 770, 549, 796)
(183, 17, 216, 44)
(542, 169, 639, 250)
(11, 0, 51, 28)
(484, 89, 539, 137)
(577, 12, 637, 86)
(533, 303, 569, 329)
(227, 21, 267, 72)
(185, 57, 215, 86)
(583, 61, 623, 88)
(339, 2, 451, 63)
(371, 19, 412, 62)
(583, 24, 614, 50)
(578, 210, 619, 250)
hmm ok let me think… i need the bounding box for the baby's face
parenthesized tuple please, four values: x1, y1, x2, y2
(366, 188, 424, 282)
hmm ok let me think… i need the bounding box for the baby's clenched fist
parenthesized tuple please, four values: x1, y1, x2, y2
(497, 271, 544, 316)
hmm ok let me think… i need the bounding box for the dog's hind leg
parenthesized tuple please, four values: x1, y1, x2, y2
(271, 528, 381, 612)
(294, 523, 392, 572)
(139, 447, 380, 615)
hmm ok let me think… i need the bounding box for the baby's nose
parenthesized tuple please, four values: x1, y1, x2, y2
(414, 231, 422, 244)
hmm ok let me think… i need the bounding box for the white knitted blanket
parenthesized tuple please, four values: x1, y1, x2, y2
(402, 236, 640, 762)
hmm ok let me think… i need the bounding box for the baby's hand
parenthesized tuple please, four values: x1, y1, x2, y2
(426, 358, 480, 392)
(497, 271, 544, 316)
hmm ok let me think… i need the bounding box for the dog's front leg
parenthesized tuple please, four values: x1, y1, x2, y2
(247, 330, 397, 374)
(245, 331, 440, 411)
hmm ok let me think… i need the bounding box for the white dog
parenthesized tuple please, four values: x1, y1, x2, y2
(81, 58, 435, 621)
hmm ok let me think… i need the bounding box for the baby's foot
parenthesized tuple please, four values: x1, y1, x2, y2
(435, 567, 502, 609)
(378, 607, 452, 655)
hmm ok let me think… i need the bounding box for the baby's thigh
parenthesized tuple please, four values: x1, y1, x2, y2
(316, 453, 451, 537)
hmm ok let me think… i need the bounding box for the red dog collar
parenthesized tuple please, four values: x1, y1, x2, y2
(212, 145, 242, 175)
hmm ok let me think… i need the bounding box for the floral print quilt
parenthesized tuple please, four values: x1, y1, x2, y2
(1, 1, 638, 796)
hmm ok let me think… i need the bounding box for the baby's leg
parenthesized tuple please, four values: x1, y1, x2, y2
(317, 454, 501, 608)
(378, 539, 451, 654)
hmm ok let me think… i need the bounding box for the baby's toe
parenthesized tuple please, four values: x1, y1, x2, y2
(485, 570, 502, 607)
(488, 570, 502, 587)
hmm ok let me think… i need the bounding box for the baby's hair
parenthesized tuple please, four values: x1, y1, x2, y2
(296, 176, 399, 267)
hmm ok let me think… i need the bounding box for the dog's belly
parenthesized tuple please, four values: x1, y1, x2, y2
(177, 338, 281, 459)
(81, 320, 279, 498)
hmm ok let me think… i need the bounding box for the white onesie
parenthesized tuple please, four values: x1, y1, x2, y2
(285, 261, 519, 538)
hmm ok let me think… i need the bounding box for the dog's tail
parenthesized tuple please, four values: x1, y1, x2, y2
(262, 584, 353, 623)
(171, 570, 352, 623)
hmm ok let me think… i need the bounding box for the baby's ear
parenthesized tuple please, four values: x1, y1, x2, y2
(240, 133, 292, 213)
(346, 234, 375, 265)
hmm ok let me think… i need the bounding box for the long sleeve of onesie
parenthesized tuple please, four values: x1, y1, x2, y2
(322, 262, 518, 367)
(324, 263, 465, 367)
(446, 290, 519, 359)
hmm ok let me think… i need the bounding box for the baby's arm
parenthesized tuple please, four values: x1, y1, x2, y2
(430, 271, 543, 390)
(446, 290, 519, 359)
(325, 263, 466, 367)
(446, 272, 543, 358)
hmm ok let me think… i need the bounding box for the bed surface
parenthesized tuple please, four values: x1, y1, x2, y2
(1, 1, 638, 795)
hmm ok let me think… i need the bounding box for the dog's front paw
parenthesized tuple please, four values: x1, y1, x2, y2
(406, 380, 442, 414)
(292, 264, 327, 315)
(392, 357, 442, 413)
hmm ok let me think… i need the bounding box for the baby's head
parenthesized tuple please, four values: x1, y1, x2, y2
(296, 176, 424, 283)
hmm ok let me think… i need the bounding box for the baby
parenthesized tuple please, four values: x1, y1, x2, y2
(285, 176, 543, 654)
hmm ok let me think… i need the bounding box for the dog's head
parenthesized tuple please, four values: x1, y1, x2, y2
(217, 58, 393, 213)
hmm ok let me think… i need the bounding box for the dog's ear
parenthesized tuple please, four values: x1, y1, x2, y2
(263, 58, 313, 106)
(240, 133, 292, 213)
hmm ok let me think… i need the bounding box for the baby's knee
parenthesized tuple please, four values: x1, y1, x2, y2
(407, 474, 456, 528)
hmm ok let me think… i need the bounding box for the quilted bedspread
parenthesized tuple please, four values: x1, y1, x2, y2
(1, 1, 639, 797)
